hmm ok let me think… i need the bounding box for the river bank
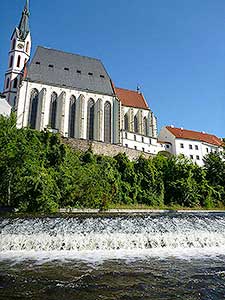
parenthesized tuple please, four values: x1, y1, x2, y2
(0, 207, 225, 219)
(59, 208, 225, 214)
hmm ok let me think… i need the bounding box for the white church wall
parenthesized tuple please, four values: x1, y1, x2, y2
(16, 80, 115, 142)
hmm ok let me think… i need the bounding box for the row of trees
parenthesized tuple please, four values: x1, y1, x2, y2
(0, 114, 224, 212)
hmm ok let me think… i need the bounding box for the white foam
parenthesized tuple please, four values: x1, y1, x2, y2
(1, 215, 225, 262)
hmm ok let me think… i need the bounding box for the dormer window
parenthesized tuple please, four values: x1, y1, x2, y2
(35, 62, 40, 65)
(48, 64, 54, 68)
(77, 70, 81, 74)
(100, 75, 105, 78)
(64, 67, 69, 71)
(88, 72, 93, 76)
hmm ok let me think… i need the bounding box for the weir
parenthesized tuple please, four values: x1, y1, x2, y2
(1, 214, 225, 255)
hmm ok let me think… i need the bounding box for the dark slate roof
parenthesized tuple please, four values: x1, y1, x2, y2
(27, 46, 114, 96)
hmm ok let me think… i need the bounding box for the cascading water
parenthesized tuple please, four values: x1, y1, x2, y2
(1, 213, 225, 299)
(1, 213, 225, 260)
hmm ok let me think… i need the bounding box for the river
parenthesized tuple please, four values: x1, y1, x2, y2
(0, 213, 225, 299)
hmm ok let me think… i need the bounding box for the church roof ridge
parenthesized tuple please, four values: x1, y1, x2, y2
(115, 87, 149, 110)
(37, 46, 102, 63)
(115, 86, 139, 93)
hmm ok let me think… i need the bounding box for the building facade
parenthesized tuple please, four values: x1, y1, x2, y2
(159, 126, 224, 166)
(0, 94, 11, 117)
(2, 0, 164, 155)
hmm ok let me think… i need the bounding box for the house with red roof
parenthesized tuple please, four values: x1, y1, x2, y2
(115, 87, 164, 154)
(158, 126, 224, 166)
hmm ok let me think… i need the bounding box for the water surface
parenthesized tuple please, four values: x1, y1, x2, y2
(0, 213, 225, 299)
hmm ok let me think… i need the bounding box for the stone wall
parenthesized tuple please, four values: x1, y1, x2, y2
(62, 138, 153, 160)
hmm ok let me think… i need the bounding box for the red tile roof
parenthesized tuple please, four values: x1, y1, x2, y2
(115, 87, 149, 109)
(166, 126, 223, 146)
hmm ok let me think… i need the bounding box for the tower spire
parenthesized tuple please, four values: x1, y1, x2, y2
(18, 0, 30, 41)
(3, 0, 32, 107)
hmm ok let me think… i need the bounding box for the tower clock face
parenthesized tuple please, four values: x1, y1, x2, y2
(17, 43, 23, 49)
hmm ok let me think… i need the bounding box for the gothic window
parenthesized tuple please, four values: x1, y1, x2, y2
(124, 113, 128, 131)
(134, 115, 138, 133)
(68, 95, 76, 138)
(6, 78, 10, 89)
(26, 41, 29, 53)
(17, 56, 21, 68)
(28, 89, 39, 129)
(12, 39, 16, 50)
(87, 98, 95, 140)
(13, 77, 18, 89)
(143, 117, 148, 136)
(104, 101, 111, 143)
(9, 56, 14, 68)
(49, 92, 57, 129)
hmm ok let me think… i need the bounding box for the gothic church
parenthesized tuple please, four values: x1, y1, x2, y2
(3, 0, 164, 155)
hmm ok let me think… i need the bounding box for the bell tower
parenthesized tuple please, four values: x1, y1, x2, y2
(3, 0, 31, 107)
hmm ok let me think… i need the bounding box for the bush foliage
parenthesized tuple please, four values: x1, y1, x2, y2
(0, 114, 224, 212)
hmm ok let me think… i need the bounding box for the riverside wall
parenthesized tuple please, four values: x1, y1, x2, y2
(62, 138, 153, 160)
(59, 208, 225, 214)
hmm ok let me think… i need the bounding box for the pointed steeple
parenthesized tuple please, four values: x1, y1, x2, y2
(4, 0, 32, 107)
(18, 0, 30, 41)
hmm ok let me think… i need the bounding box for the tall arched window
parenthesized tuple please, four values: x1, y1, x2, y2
(6, 78, 10, 89)
(28, 89, 39, 129)
(13, 77, 18, 89)
(104, 101, 111, 143)
(124, 113, 128, 131)
(143, 117, 148, 136)
(49, 92, 57, 129)
(9, 56, 14, 68)
(68, 95, 76, 138)
(26, 41, 29, 53)
(134, 115, 138, 133)
(87, 98, 95, 140)
(17, 56, 21, 68)
(12, 39, 16, 50)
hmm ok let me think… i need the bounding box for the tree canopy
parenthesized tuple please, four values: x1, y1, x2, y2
(0, 114, 224, 212)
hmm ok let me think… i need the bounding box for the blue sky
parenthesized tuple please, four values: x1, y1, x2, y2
(1, 0, 225, 137)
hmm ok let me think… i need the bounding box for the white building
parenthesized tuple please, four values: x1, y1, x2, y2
(159, 126, 224, 166)
(0, 94, 11, 117)
(2, 0, 164, 155)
